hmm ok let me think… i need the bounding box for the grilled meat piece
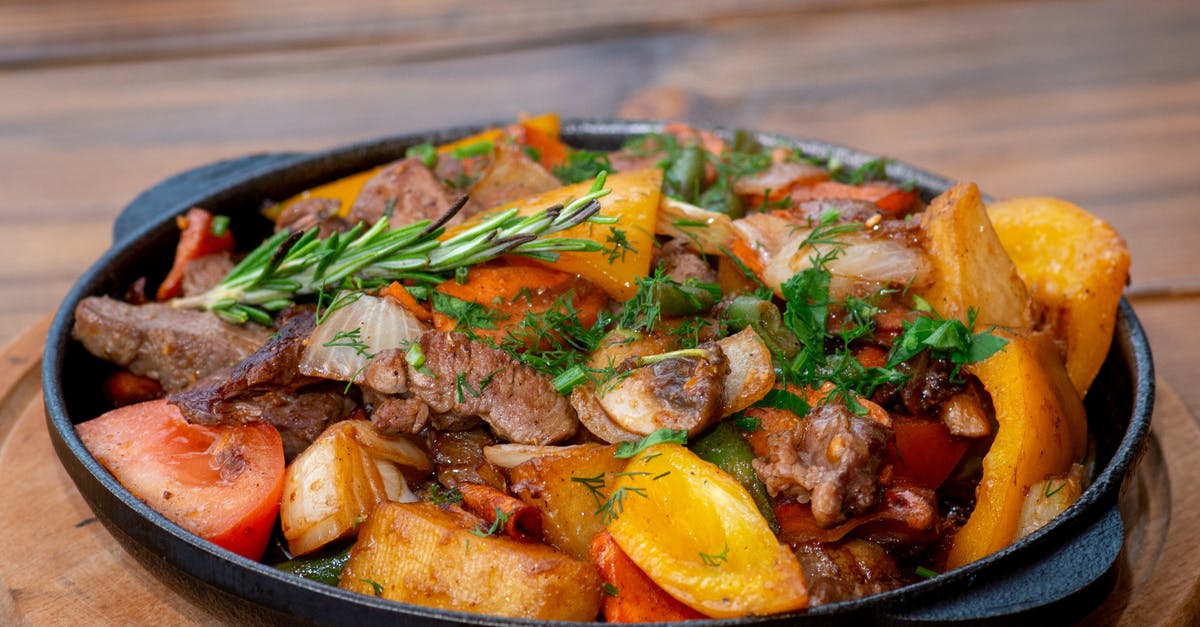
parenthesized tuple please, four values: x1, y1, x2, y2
(72, 296, 269, 392)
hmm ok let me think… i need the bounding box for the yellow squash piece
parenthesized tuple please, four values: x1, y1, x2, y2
(987, 197, 1130, 395)
(452, 168, 663, 300)
(606, 444, 808, 618)
(946, 331, 1088, 569)
(919, 182, 1033, 329)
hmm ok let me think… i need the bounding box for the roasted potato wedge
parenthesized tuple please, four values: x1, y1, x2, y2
(986, 196, 1130, 394)
(919, 183, 1033, 329)
(508, 444, 627, 560)
(340, 501, 602, 620)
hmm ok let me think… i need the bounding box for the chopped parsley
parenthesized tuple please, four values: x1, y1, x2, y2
(405, 142, 437, 167)
(553, 148, 612, 184)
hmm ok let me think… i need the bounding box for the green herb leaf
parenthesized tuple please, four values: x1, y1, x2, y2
(753, 388, 812, 416)
(405, 142, 437, 167)
(553, 148, 613, 184)
(614, 428, 688, 459)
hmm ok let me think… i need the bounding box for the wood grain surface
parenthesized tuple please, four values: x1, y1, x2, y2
(2, 0, 1199, 623)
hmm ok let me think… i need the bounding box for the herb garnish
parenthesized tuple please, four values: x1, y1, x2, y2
(173, 176, 612, 325)
(553, 148, 613, 184)
(699, 544, 730, 567)
(614, 428, 688, 459)
(471, 507, 511, 537)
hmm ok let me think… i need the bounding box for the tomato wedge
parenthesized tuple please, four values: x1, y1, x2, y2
(77, 399, 285, 560)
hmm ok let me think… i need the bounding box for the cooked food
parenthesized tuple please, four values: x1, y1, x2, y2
(71, 114, 1130, 621)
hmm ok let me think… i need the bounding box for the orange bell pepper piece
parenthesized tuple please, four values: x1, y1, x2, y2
(945, 331, 1088, 569)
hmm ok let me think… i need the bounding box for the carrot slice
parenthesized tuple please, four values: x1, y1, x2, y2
(591, 530, 706, 623)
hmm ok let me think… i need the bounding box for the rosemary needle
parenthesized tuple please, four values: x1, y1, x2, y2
(172, 174, 612, 324)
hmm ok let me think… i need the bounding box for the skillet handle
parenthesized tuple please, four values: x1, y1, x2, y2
(112, 152, 305, 244)
(879, 504, 1123, 625)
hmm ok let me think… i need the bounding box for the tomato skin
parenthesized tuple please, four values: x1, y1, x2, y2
(77, 399, 285, 560)
(887, 415, 970, 490)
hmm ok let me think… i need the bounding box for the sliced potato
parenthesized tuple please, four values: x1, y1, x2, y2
(509, 444, 627, 560)
(918, 183, 1032, 329)
(987, 196, 1130, 394)
(340, 501, 602, 620)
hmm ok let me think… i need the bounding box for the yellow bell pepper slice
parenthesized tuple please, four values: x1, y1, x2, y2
(606, 444, 808, 618)
(451, 168, 662, 301)
(986, 197, 1131, 395)
(945, 331, 1088, 569)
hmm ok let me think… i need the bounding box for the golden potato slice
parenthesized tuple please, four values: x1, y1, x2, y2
(986, 196, 1130, 394)
(919, 183, 1033, 329)
(340, 501, 602, 620)
(509, 444, 627, 560)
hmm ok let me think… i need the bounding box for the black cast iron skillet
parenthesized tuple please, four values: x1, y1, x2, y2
(43, 119, 1154, 626)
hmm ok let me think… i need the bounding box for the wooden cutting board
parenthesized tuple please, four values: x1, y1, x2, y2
(2, 316, 1197, 625)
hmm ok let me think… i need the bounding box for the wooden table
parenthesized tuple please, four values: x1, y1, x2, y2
(2, 0, 1198, 624)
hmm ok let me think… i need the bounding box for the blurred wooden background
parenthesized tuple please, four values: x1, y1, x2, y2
(1, 0, 1197, 399)
(2, 1, 1200, 624)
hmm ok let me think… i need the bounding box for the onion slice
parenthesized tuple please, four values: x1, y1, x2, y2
(299, 294, 428, 382)
(280, 419, 430, 556)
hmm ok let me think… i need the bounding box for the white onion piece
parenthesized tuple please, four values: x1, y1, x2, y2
(280, 419, 429, 556)
(482, 443, 591, 469)
(655, 197, 737, 254)
(299, 294, 428, 382)
(760, 230, 930, 300)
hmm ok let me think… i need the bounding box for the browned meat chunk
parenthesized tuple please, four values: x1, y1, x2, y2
(346, 158, 457, 227)
(72, 296, 269, 392)
(180, 252, 235, 297)
(464, 145, 561, 216)
(170, 307, 355, 457)
(753, 403, 892, 527)
(431, 427, 507, 491)
(274, 197, 351, 237)
(369, 397, 430, 436)
(408, 331, 577, 445)
(653, 237, 717, 284)
(792, 539, 901, 605)
(362, 347, 409, 395)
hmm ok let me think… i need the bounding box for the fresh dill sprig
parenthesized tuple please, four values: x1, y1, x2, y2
(172, 174, 613, 324)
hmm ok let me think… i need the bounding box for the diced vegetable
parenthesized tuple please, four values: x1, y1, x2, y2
(156, 207, 235, 301)
(431, 263, 608, 345)
(339, 501, 602, 620)
(606, 444, 809, 618)
(508, 443, 628, 560)
(457, 482, 542, 540)
(298, 294, 428, 383)
(715, 326, 778, 415)
(449, 168, 663, 300)
(946, 331, 1088, 568)
(273, 545, 352, 586)
(689, 421, 777, 528)
(986, 196, 1131, 394)
(1015, 463, 1085, 540)
(887, 416, 970, 490)
(280, 419, 430, 556)
(77, 399, 284, 560)
(591, 530, 706, 622)
(918, 183, 1032, 328)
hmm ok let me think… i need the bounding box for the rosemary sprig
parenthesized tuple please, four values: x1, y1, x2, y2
(173, 174, 612, 324)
